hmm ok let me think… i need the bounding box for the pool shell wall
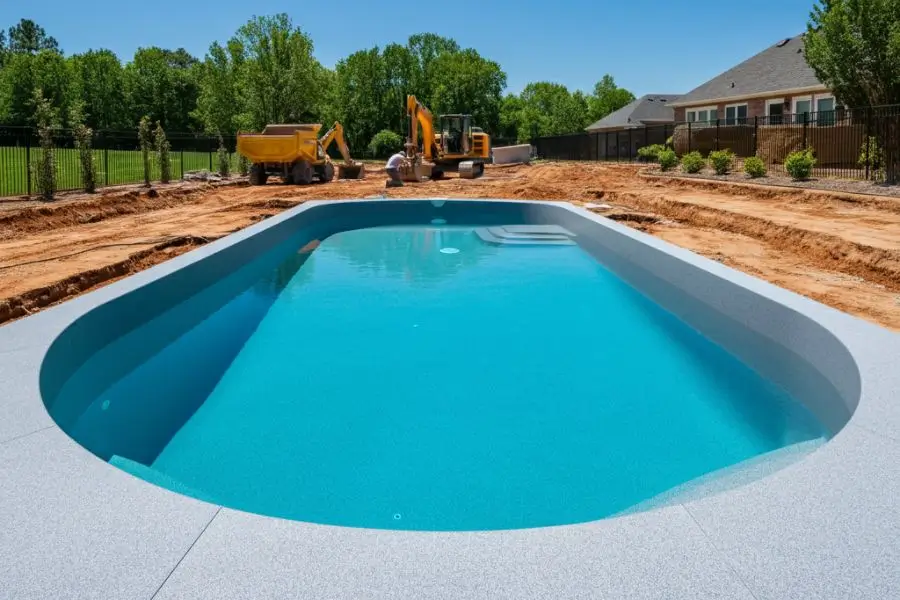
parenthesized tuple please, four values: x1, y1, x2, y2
(2, 198, 899, 600)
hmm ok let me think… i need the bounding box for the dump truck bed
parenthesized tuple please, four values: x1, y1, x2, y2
(237, 124, 322, 164)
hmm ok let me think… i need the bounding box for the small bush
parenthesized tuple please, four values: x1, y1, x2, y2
(138, 116, 152, 186)
(368, 129, 404, 158)
(30, 89, 58, 200)
(784, 148, 816, 180)
(69, 102, 97, 193)
(708, 150, 734, 175)
(657, 149, 678, 171)
(238, 154, 250, 177)
(217, 136, 230, 178)
(681, 151, 705, 174)
(154, 122, 171, 184)
(636, 144, 666, 162)
(858, 136, 883, 180)
(665, 135, 674, 148)
(743, 156, 767, 178)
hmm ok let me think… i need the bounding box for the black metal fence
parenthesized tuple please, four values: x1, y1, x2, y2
(0, 127, 240, 198)
(534, 104, 900, 182)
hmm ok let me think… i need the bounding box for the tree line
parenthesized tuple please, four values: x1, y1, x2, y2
(0, 15, 636, 153)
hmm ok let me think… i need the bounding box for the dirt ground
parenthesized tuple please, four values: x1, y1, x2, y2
(2, 162, 899, 330)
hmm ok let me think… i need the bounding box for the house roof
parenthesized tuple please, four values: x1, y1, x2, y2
(670, 35, 825, 107)
(585, 94, 681, 131)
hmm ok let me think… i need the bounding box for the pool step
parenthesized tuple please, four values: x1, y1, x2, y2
(475, 225, 577, 246)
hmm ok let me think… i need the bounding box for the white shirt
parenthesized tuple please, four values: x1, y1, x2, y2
(386, 153, 406, 169)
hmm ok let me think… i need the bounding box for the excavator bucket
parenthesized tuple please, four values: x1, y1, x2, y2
(337, 162, 365, 179)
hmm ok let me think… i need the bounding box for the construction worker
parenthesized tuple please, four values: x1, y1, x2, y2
(385, 151, 405, 187)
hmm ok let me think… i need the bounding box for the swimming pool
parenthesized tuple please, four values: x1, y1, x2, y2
(40, 200, 843, 531)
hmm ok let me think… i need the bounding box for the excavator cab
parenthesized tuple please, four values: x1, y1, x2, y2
(440, 115, 472, 156)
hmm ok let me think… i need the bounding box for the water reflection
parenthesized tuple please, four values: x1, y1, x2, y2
(323, 226, 497, 285)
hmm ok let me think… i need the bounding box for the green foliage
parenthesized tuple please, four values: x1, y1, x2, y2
(138, 116, 152, 186)
(31, 88, 58, 200)
(429, 48, 506, 136)
(587, 74, 635, 124)
(238, 153, 250, 176)
(68, 50, 127, 130)
(708, 149, 734, 175)
(680, 151, 705, 174)
(8, 19, 59, 54)
(636, 144, 666, 161)
(657, 149, 677, 171)
(858, 136, 884, 180)
(515, 82, 588, 141)
(125, 47, 199, 131)
(368, 129, 404, 158)
(743, 156, 767, 178)
(665, 135, 674, 148)
(0, 50, 72, 126)
(217, 135, 230, 177)
(154, 121, 171, 183)
(69, 101, 97, 193)
(784, 148, 817, 180)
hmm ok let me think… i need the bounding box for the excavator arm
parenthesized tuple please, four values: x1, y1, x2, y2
(318, 122, 354, 164)
(406, 95, 436, 161)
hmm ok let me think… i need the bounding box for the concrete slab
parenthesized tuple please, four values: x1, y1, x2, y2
(155, 506, 755, 600)
(0, 346, 55, 443)
(0, 427, 220, 600)
(492, 145, 531, 165)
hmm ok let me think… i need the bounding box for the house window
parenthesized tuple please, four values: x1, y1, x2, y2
(793, 96, 812, 123)
(725, 104, 748, 125)
(686, 106, 718, 124)
(816, 96, 837, 126)
(766, 99, 784, 124)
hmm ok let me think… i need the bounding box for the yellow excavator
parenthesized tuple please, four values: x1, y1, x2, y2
(237, 121, 364, 186)
(399, 95, 491, 182)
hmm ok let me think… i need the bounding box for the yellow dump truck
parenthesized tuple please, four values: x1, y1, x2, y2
(237, 122, 364, 186)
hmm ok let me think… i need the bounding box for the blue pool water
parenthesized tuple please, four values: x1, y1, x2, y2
(53, 224, 826, 530)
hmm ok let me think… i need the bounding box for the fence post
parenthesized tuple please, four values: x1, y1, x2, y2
(181, 146, 185, 180)
(715, 119, 720, 151)
(753, 116, 758, 156)
(25, 128, 32, 196)
(802, 111, 808, 149)
(103, 133, 109, 187)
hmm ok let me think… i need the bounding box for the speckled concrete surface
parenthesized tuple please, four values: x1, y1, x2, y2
(1, 199, 898, 599)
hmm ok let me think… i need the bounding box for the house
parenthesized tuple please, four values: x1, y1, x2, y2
(669, 35, 839, 125)
(585, 94, 681, 132)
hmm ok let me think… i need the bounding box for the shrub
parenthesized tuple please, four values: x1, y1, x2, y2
(138, 116, 153, 186)
(784, 148, 816, 180)
(154, 122, 172, 184)
(368, 129, 404, 158)
(238, 154, 250, 177)
(665, 135, 674, 148)
(69, 102, 97, 193)
(217, 135, 230, 178)
(680, 151, 705, 174)
(657, 149, 678, 171)
(31, 88, 58, 200)
(708, 150, 734, 175)
(858, 136, 883, 181)
(743, 156, 767, 178)
(636, 144, 666, 162)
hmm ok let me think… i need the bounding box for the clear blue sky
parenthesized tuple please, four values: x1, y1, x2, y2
(1, 0, 814, 96)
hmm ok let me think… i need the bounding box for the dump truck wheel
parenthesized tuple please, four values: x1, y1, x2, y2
(291, 160, 313, 185)
(249, 164, 267, 186)
(319, 162, 335, 183)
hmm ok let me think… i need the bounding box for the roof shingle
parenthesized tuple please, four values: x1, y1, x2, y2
(585, 94, 681, 131)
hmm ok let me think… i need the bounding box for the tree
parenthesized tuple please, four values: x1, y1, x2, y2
(0, 31, 7, 67)
(430, 49, 506, 135)
(229, 14, 328, 130)
(516, 82, 589, 140)
(805, 0, 900, 181)
(333, 48, 389, 153)
(69, 50, 127, 130)
(588, 75, 635, 123)
(0, 50, 72, 126)
(125, 47, 199, 132)
(194, 41, 241, 134)
(407, 33, 459, 104)
(31, 88, 59, 200)
(498, 93, 524, 140)
(8, 19, 59, 54)
(69, 101, 97, 193)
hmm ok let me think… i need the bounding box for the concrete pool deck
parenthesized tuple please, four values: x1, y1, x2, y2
(2, 199, 899, 599)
